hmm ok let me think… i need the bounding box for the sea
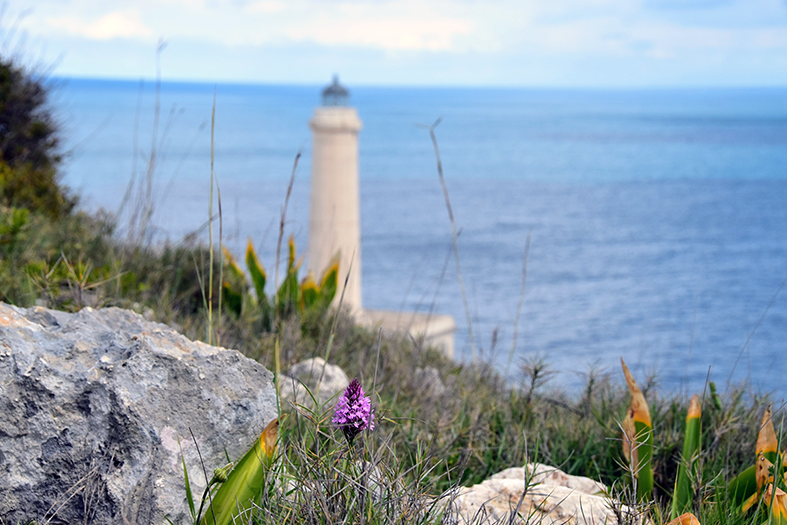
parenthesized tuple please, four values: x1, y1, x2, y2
(53, 78, 787, 398)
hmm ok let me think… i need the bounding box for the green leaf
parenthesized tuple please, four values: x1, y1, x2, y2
(201, 418, 278, 525)
(300, 273, 319, 310)
(728, 465, 757, 509)
(671, 394, 701, 519)
(287, 235, 296, 269)
(276, 235, 301, 317)
(245, 239, 267, 304)
(765, 484, 787, 525)
(727, 400, 781, 513)
(709, 381, 723, 411)
(317, 258, 339, 307)
(222, 246, 245, 285)
(222, 281, 242, 317)
(221, 246, 246, 317)
(758, 404, 778, 465)
(621, 358, 653, 502)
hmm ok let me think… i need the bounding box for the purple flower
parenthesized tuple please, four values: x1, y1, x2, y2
(332, 378, 375, 444)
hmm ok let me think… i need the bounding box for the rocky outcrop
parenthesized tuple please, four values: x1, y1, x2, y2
(453, 463, 630, 525)
(279, 356, 350, 408)
(0, 303, 277, 524)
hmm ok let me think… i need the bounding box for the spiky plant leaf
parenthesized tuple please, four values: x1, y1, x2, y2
(665, 512, 701, 525)
(621, 358, 653, 502)
(201, 418, 279, 525)
(757, 453, 775, 492)
(758, 404, 778, 464)
(729, 465, 758, 510)
(287, 235, 296, 269)
(730, 405, 780, 512)
(672, 394, 702, 519)
(765, 484, 787, 525)
(222, 246, 245, 284)
(245, 239, 267, 304)
(318, 257, 339, 307)
(276, 235, 301, 317)
(300, 272, 319, 310)
(221, 246, 246, 317)
(221, 281, 243, 317)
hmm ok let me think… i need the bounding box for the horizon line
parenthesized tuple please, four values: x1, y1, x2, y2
(49, 74, 787, 92)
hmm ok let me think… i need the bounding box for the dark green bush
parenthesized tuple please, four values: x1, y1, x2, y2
(0, 56, 74, 218)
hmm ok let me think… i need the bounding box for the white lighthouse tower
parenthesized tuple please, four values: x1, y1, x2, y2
(307, 76, 456, 356)
(308, 76, 363, 313)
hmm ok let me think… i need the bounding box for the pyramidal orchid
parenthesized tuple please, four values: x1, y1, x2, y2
(332, 378, 375, 445)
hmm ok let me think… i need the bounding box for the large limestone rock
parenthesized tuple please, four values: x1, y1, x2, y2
(453, 463, 629, 525)
(0, 303, 277, 524)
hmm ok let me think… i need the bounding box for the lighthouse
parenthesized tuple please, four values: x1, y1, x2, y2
(307, 76, 456, 357)
(308, 76, 363, 313)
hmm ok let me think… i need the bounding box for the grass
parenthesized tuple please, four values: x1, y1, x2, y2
(177, 308, 779, 525)
(1, 200, 781, 524)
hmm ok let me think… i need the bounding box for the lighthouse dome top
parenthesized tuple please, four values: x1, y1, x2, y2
(321, 75, 350, 106)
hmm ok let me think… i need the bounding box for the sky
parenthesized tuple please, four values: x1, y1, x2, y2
(5, 0, 787, 87)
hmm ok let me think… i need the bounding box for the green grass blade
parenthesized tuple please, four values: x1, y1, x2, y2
(179, 440, 196, 522)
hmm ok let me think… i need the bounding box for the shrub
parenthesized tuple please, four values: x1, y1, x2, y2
(0, 55, 74, 218)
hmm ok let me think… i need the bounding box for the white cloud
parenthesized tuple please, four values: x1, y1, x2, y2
(283, 2, 475, 52)
(46, 10, 153, 41)
(247, 1, 288, 13)
(6, 0, 787, 84)
(22, 0, 787, 55)
(17, 0, 482, 51)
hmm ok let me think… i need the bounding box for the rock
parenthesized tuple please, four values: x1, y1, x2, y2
(0, 303, 277, 525)
(414, 366, 447, 398)
(279, 357, 349, 408)
(452, 463, 630, 525)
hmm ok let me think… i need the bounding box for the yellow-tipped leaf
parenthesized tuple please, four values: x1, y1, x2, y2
(202, 418, 279, 525)
(665, 513, 701, 525)
(222, 246, 245, 283)
(729, 405, 780, 512)
(300, 272, 319, 310)
(765, 484, 787, 525)
(671, 394, 702, 519)
(729, 465, 758, 511)
(758, 404, 778, 463)
(245, 239, 267, 303)
(318, 257, 339, 306)
(621, 358, 654, 502)
(757, 453, 775, 491)
(221, 246, 246, 316)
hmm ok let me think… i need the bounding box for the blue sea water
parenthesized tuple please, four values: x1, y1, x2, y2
(54, 79, 787, 397)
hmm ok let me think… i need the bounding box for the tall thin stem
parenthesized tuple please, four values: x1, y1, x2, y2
(207, 91, 216, 345)
(273, 150, 300, 415)
(423, 118, 476, 362)
(506, 232, 531, 378)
